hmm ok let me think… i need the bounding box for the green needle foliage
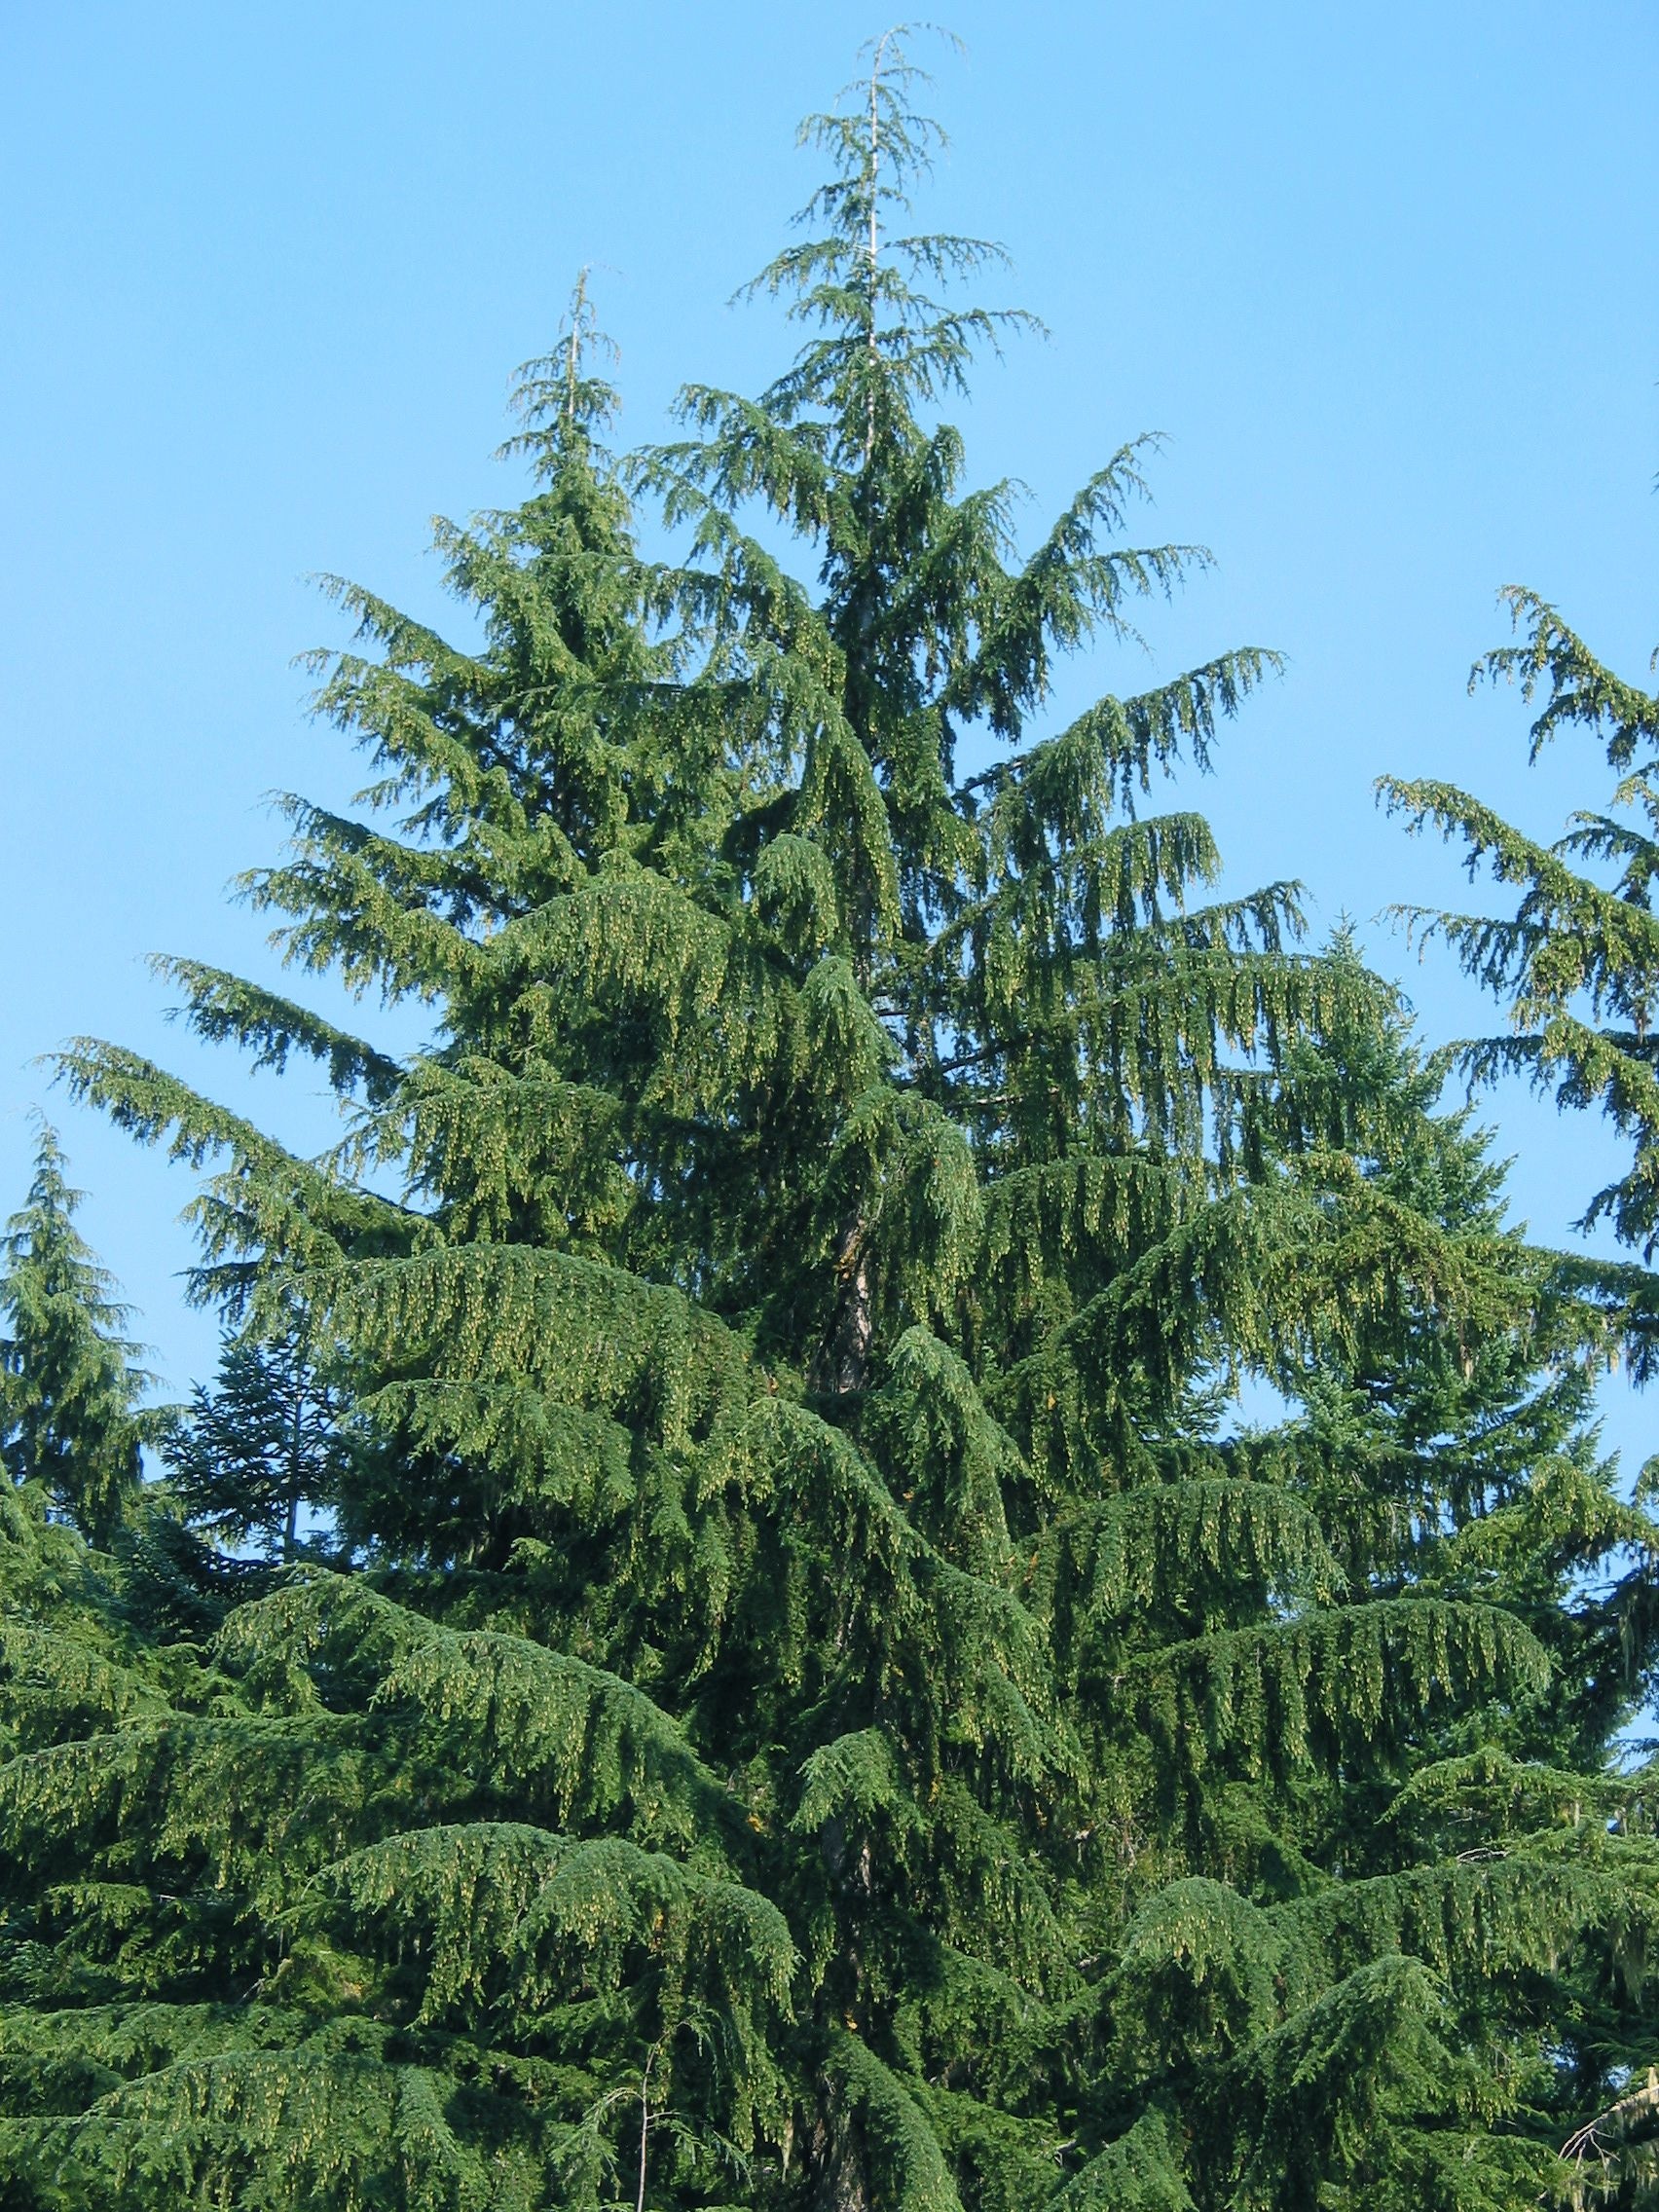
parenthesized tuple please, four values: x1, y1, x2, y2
(1382, 590, 1659, 1339)
(1383, 591, 1659, 1380)
(4, 34, 1658, 2211)
(162, 1324, 352, 1564)
(1382, 580, 1659, 2205)
(0, 1124, 152, 1548)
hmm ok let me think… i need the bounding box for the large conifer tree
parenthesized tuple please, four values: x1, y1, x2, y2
(5, 39, 1657, 2211)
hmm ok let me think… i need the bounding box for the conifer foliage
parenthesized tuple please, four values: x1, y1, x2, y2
(0, 1124, 150, 1547)
(162, 1324, 350, 1563)
(1383, 591, 1659, 1373)
(1382, 583, 1659, 2205)
(4, 34, 1658, 2211)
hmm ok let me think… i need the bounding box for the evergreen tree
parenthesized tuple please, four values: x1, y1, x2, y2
(162, 1323, 350, 1563)
(3, 39, 1655, 2212)
(0, 1124, 151, 1548)
(1382, 589, 1659, 1372)
(1382, 583, 1659, 2205)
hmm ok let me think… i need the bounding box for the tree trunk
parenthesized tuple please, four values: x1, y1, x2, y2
(814, 1214, 874, 1396)
(810, 2095, 874, 2212)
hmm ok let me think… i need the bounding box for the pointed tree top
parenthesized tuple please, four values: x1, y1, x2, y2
(500, 268, 623, 473)
(0, 1120, 152, 1545)
(4, 1117, 121, 1306)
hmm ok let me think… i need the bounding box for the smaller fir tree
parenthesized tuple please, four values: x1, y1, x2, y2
(162, 1324, 350, 1562)
(0, 1124, 151, 1548)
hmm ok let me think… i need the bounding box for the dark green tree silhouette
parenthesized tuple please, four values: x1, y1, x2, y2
(162, 1324, 350, 1562)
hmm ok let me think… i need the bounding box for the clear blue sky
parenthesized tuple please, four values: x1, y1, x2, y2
(2, 3, 1655, 1458)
